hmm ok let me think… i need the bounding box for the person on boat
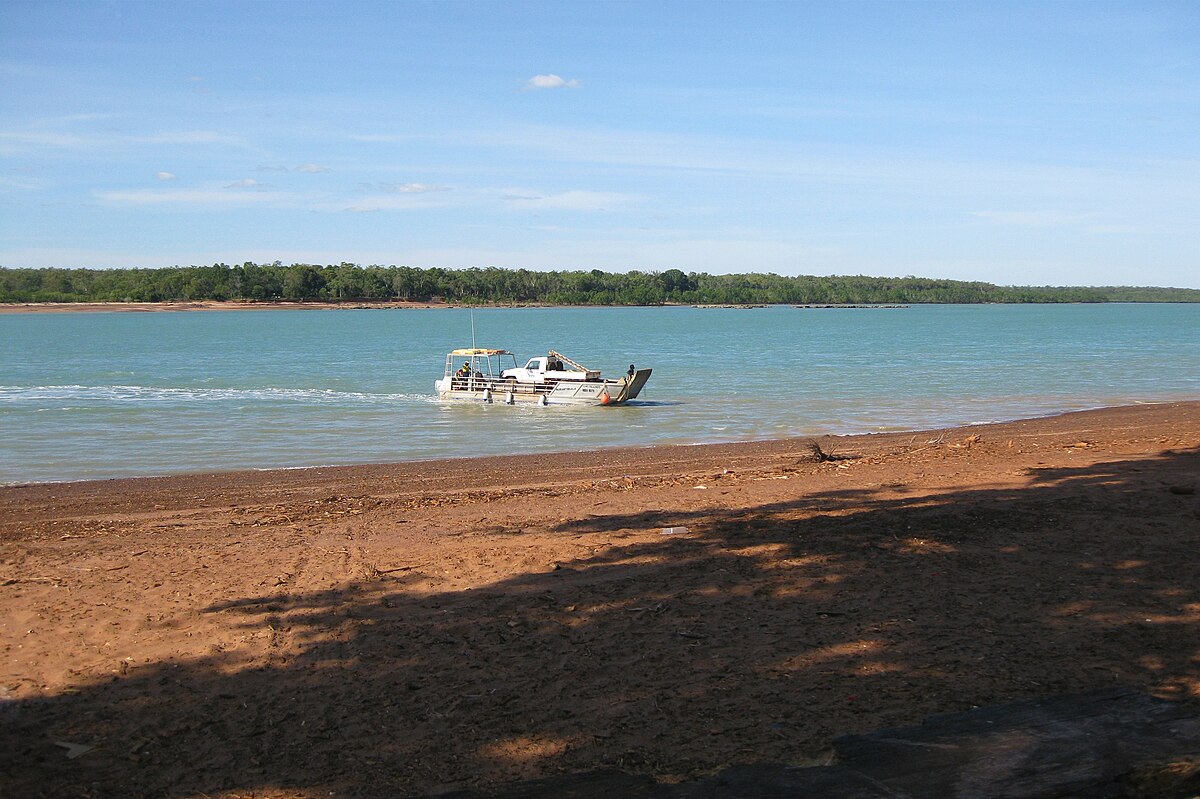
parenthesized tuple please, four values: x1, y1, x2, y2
(627, 364, 636, 377)
(454, 361, 471, 388)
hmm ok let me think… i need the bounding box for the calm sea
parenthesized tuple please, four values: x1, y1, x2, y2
(2, 304, 1198, 484)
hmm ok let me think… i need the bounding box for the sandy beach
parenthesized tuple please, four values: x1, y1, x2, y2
(2, 402, 1199, 797)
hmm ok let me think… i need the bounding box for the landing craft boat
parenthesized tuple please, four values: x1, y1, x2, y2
(435, 349, 652, 406)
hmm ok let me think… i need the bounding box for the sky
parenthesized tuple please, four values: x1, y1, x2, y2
(1, 1, 1198, 287)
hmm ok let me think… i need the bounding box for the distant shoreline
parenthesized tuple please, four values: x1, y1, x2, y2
(3, 299, 1195, 314)
(0, 299, 469, 314)
(6, 265, 1198, 307)
(0, 300, 908, 314)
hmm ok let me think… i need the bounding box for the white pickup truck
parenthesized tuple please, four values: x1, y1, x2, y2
(501, 354, 600, 384)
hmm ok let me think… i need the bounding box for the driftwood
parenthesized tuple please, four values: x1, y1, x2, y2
(806, 440, 833, 462)
(796, 440, 838, 463)
(430, 689, 1200, 798)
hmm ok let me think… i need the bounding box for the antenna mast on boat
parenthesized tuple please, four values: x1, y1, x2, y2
(470, 309, 476, 350)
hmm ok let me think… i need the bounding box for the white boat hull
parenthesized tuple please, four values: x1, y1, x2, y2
(435, 369, 650, 406)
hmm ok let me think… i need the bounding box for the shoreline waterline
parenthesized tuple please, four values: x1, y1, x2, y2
(3, 400, 1193, 490)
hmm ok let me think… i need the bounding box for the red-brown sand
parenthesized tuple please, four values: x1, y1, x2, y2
(2, 402, 1199, 797)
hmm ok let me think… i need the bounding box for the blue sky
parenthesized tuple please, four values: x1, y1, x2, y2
(2, 1, 1198, 287)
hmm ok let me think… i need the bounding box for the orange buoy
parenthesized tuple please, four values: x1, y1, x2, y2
(599, 391, 611, 405)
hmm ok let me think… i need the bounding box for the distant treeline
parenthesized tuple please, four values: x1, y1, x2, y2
(2, 263, 1198, 305)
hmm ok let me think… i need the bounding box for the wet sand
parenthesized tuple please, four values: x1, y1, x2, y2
(2, 402, 1199, 797)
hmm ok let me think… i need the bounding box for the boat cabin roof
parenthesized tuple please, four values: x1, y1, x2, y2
(450, 348, 512, 356)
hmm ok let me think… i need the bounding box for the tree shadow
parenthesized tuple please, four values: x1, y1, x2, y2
(4, 448, 1199, 797)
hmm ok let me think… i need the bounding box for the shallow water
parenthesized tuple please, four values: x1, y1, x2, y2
(2, 304, 1198, 483)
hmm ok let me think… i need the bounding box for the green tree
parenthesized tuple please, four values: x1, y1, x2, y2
(282, 265, 326, 300)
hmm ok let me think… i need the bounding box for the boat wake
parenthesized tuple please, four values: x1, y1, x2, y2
(0, 384, 438, 407)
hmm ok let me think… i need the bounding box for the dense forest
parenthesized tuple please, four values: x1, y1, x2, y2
(2, 263, 1198, 305)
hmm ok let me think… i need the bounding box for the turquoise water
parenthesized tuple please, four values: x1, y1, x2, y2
(2, 304, 1198, 484)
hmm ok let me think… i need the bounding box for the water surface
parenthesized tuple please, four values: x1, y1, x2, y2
(2, 304, 1197, 483)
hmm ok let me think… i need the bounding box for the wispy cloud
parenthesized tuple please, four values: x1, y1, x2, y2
(42, 113, 121, 125)
(361, 182, 451, 194)
(96, 187, 297, 207)
(0, 246, 182, 269)
(340, 183, 632, 213)
(134, 131, 245, 146)
(0, 128, 248, 153)
(454, 122, 1172, 203)
(524, 74, 581, 90)
(0, 175, 41, 190)
(97, 179, 456, 213)
(347, 133, 424, 143)
(296, 163, 330, 173)
(0, 131, 89, 151)
(970, 210, 1094, 227)
(340, 192, 455, 212)
(501, 189, 634, 211)
(155, 171, 177, 181)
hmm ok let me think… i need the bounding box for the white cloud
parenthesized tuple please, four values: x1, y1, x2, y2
(155, 171, 177, 181)
(525, 74, 581, 90)
(296, 163, 331, 173)
(224, 178, 259, 189)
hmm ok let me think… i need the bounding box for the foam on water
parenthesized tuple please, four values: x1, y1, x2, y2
(0, 385, 437, 405)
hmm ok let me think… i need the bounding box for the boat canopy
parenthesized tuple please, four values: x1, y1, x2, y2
(450, 348, 512, 356)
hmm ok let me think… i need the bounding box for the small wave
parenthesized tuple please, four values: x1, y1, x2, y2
(0, 384, 435, 406)
(253, 464, 341, 472)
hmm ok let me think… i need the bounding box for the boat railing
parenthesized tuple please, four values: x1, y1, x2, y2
(452, 375, 555, 395)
